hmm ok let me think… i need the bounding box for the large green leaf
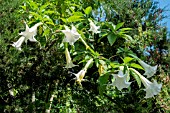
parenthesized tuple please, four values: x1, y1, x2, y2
(84, 6, 92, 15)
(98, 73, 110, 95)
(130, 63, 144, 70)
(115, 22, 124, 30)
(107, 33, 117, 46)
(67, 15, 84, 22)
(123, 57, 134, 63)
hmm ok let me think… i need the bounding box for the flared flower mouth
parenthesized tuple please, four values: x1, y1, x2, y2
(138, 60, 157, 78)
(88, 20, 101, 34)
(62, 25, 80, 45)
(73, 69, 87, 85)
(111, 70, 131, 91)
(139, 74, 162, 98)
(19, 21, 42, 43)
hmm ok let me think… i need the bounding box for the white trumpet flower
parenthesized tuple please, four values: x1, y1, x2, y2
(72, 59, 93, 85)
(61, 25, 80, 45)
(19, 21, 43, 43)
(65, 48, 77, 68)
(11, 36, 25, 51)
(139, 74, 162, 98)
(138, 60, 158, 78)
(88, 20, 101, 34)
(111, 70, 131, 91)
(73, 69, 87, 85)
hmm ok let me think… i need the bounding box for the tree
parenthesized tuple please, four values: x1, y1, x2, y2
(0, 0, 169, 112)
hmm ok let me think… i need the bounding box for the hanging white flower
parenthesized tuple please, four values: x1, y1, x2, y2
(139, 74, 162, 98)
(72, 59, 93, 85)
(19, 21, 43, 43)
(111, 70, 131, 91)
(11, 36, 25, 51)
(88, 20, 101, 34)
(65, 48, 77, 68)
(61, 25, 80, 45)
(73, 69, 87, 85)
(138, 60, 158, 78)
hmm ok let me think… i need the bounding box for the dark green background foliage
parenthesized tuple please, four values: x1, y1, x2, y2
(0, 0, 169, 112)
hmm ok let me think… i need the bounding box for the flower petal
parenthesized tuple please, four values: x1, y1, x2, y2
(112, 70, 131, 91)
(11, 36, 25, 51)
(144, 80, 162, 98)
(65, 48, 77, 68)
(89, 20, 101, 34)
(62, 25, 80, 45)
(19, 22, 42, 43)
(138, 60, 157, 78)
(138, 74, 162, 98)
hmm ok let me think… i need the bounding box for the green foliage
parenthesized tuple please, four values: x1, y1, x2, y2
(0, 0, 169, 112)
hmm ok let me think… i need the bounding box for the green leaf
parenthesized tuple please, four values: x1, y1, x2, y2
(115, 22, 124, 30)
(119, 28, 132, 32)
(106, 22, 116, 31)
(84, 6, 92, 15)
(129, 68, 141, 88)
(21, 6, 26, 10)
(123, 57, 134, 63)
(122, 34, 133, 41)
(110, 62, 120, 68)
(107, 33, 117, 46)
(73, 12, 84, 16)
(28, 1, 38, 10)
(67, 15, 84, 22)
(44, 10, 55, 15)
(60, 18, 67, 23)
(39, 4, 49, 12)
(130, 63, 144, 70)
(98, 73, 110, 95)
(30, 12, 42, 20)
(43, 29, 50, 36)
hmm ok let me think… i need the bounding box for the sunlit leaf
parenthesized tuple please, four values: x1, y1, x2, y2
(39, 4, 50, 12)
(84, 6, 92, 15)
(130, 63, 144, 70)
(30, 12, 42, 20)
(67, 16, 84, 22)
(123, 57, 134, 63)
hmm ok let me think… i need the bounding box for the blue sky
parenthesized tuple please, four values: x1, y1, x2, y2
(155, 0, 170, 32)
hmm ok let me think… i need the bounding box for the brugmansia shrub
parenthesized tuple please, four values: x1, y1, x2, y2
(0, 0, 169, 112)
